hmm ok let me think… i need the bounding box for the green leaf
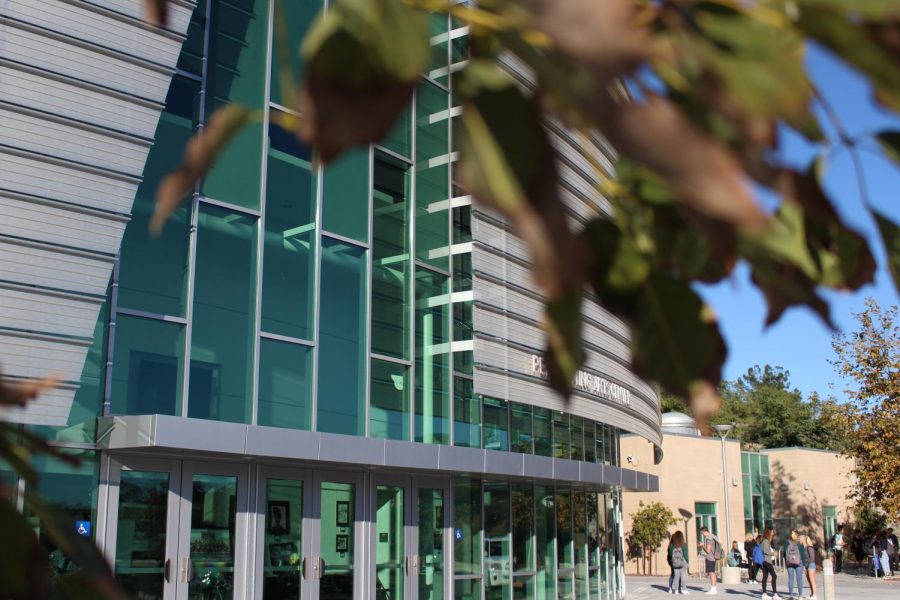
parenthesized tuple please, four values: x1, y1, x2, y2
(297, 0, 428, 161)
(876, 130, 900, 167)
(630, 273, 726, 399)
(873, 211, 900, 294)
(796, 6, 900, 111)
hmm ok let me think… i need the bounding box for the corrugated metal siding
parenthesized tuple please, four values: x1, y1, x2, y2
(0, 0, 194, 425)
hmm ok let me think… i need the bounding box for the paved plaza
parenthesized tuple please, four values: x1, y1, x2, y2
(624, 573, 900, 599)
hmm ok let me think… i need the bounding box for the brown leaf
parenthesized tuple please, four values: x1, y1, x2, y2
(0, 373, 58, 407)
(688, 379, 723, 435)
(750, 258, 834, 328)
(593, 96, 768, 230)
(297, 79, 415, 164)
(142, 0, 169, 27)
(527, 0, 649, 84)
(152, 105, 254, 234)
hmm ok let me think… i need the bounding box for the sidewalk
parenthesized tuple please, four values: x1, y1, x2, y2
(624, 572, 900, 599)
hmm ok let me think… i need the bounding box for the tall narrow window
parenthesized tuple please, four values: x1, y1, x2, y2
(415, 269, 450, 444)
(317, 238, 367, 435)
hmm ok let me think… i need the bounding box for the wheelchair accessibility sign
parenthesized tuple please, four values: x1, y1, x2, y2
(76, 521, 91, 537)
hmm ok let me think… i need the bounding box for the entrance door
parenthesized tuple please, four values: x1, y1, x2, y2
(372, 475, 450, 600)
(312, 471, 364, 600)
(104, 457, 249, 599)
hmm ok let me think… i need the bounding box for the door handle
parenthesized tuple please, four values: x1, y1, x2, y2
(404, 555, 409, 576)
(164, 558, 171, 583)
(301, 556, 306, 579)
(180, 557, 195, 583)
(319, 557, 326, 579)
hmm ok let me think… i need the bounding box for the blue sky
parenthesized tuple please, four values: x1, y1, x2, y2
(697, 45, 900, 401)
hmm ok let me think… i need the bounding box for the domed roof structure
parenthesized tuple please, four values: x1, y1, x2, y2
(661, 411, 700, 436)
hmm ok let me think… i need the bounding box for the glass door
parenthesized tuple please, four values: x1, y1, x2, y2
(312, 471, 364, 600)
(255, 466, 312, 599)
(106, 457, 180, 600)
(177, 461, 249, 600)
(372, 475, 449, 600)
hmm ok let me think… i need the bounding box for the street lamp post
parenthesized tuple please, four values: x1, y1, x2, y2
(713, 424, 734, 549)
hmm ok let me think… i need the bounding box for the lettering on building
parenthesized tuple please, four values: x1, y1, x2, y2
(529, 355, 631, 406)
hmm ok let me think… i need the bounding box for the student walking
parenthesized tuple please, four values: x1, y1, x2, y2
(804, 534, 819, 600)
(760, 528, 781, 600)
(782, 529, 807, 600)
(696, 526, 722, 595)
(668, 531, 690, 595)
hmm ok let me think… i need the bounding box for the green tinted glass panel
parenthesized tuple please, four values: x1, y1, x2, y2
(323, 147, 369, 242)
(483, 398, 509, 452)
(595, 424, 606, 464)
(258, 338, 312, 430)
(484, 481, 510, 600)
(453, 377, 480, 447)
(376, 485, 405, 600)
(115, 470, 169, 597)
(453, 349, 473, 376)
(270, 0, 321, 105)
(370, 359, 409, 441)
(556, 488, 573, 569)
(415, 81, 450, 269)
(177, 3, 206, 74)
(119, 79, 196, 316)
(262, 120, 316, 339)
(452, 254, 472, 292)
(318, 238, 367, 435)
(263, 479, 303, 599)
(188, 474, 237, 599)
(454, 477, 482, 575)
(510, 403, 533, 454)
(571, 417, 585, 461)
(453, 302, 472, 342)
(553, 413, 570, 459)
(26, 452, 98, 589)
(455, 578, 481, 600)
(379, 104, 411, 158)
(372, 156, 410, 358)
(512, 483, 534, 572)
(452, 206, 471, 244)
(320, 482, 355, 596)
(190, 205, 257, 423)
(534, 408, 552, 457)
(584, 421, 596, 463)
(418, 488, 445, 600)
(535, 483, 556, 600)
(415, 269, 450, 444)
(111, 314, 185, 416)
(202, 0, 269, 208)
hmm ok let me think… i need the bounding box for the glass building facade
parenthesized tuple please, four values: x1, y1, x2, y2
(0, 1, 660, 599)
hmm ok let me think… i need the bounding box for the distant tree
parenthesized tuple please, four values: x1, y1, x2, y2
(831, 298, 900, 521)
(852, 502, 888, 538)
(659, 391, 688, 414)
(713, 365, 845, 451)
(627, 501, 678, 575)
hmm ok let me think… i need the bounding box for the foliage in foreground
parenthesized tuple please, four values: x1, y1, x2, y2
(831, 298, 900, 521)
(147, 0, 900, 431)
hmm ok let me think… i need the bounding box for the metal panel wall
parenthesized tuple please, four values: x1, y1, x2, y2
(0, 0, 195, 425)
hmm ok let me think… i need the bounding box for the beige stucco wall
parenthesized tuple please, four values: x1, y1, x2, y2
(621, 433, 745, 575)
(763, 447, 856, 543)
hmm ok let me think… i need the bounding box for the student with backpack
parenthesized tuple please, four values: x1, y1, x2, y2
(829, 524, 845, 573)
(782, 529, 807, 599)
(668, 530, 690, 595)
(747, 534, 762, 582)
(696, 525, 723, 595)
(760, 528, 781, 600)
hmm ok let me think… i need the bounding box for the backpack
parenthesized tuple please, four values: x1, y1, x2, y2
(712, 537, 725, 560)
(753, 543, 765, 565)
(786, 541, 802, 567)
(672, 546, 686, 569)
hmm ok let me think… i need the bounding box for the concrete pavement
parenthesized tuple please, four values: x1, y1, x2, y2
(624, 572, 900, 599)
